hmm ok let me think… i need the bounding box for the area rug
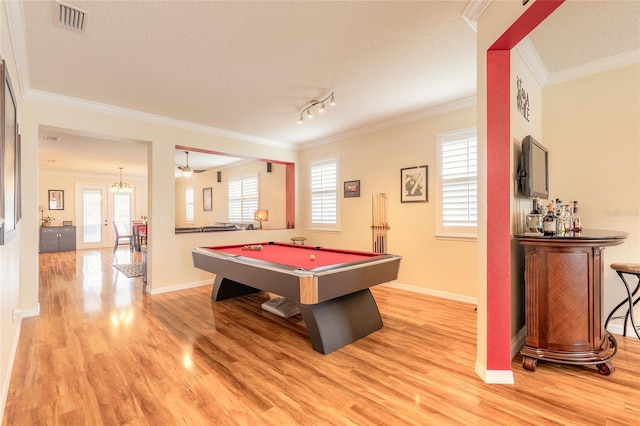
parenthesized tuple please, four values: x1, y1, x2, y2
(113, 262, 143, 278)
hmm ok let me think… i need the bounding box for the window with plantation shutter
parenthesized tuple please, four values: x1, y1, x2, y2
(310, 158, 339, 230)
(186, 186, 195, 223)
(437, 129, 477, 238)
(228, 175, 259, 223)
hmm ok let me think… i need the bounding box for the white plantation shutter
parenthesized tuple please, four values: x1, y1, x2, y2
(186, 186, 195, 223)
(438, 129, 477, 236)
(228, 175, 259, 222)
(310, 158, 338, 229)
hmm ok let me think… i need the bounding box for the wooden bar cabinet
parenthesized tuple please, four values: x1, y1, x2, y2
(516, 229, 627, 375)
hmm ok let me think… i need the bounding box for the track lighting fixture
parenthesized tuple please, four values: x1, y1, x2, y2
(298, 92, 335, 124)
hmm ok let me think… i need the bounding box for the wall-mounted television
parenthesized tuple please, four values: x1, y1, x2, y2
(518, 135, 549, 199)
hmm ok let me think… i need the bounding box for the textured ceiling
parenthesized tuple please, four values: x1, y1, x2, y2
(528, 0, 640, 73)
(7, 1, 637, 177)
(25, 1, 477, 146)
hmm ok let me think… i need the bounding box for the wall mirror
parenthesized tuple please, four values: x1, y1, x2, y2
(174, 146, 294, 232)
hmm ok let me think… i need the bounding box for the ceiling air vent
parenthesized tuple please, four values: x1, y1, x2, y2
(54, 1, 89, 34)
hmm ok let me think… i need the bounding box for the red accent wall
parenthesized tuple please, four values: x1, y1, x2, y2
(286, 163, 295, 228)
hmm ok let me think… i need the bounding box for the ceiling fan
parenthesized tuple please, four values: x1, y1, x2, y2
(176, 151, 206, 177)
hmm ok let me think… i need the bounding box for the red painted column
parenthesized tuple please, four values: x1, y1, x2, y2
(484, 0, 564, 372)
(486, 49, 512, 370)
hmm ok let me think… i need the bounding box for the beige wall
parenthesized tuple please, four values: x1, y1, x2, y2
(298, 106, 478, 301)
(510, 48, 544, 337)
(542, 63, 640, 327)
(0, 0, 23, 414)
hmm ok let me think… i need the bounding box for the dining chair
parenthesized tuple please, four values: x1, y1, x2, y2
(113, 222, 133, 253)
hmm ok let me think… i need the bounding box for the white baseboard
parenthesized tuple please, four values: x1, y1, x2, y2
(471, 327, 523, 384)
(22, 303, 40, 318)
(146, 280, 212, 295)
(382, 282, 477, 305)
(605, 322, 639, 338)
(1, 320, 22, 423)
(475, 361, 515, 384)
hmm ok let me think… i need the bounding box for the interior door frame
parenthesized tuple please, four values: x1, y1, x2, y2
(76, 183, 110, 250)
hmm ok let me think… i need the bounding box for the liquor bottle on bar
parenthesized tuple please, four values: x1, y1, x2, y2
(572, 200, 583, 232)
(525, 198, 543, 234)
(543, 203, 557, 236)
(555, 200, 566, 235)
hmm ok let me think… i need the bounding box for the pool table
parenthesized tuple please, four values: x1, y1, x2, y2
(192, 242, 402, 354)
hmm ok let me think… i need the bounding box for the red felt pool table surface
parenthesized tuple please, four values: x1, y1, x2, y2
(204, 242, 381, 270)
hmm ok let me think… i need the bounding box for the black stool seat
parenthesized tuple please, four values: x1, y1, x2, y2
(605, 263, 640, 339)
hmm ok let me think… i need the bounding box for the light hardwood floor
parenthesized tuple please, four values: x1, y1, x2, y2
(3, 248, 640, 425)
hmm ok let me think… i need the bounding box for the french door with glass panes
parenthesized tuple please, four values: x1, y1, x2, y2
(76, 184, 133, 250)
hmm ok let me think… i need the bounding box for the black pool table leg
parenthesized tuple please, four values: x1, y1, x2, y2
(211, 276, 261, 301)
(297, 288, 383, 355)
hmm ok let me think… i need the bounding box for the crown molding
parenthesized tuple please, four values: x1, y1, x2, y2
(517, 38, 640, 88)
(515, 37, 549, 86)
(24, 88, 296, 150)
(39, 169, 148, 180)
(545, 49, 640, 86)
(301, 96, 477, 149)
(462, 0, 492, 32)
(4, 0, 31, 96)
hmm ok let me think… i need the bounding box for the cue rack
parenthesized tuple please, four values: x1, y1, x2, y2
(371, 192, 390, 253)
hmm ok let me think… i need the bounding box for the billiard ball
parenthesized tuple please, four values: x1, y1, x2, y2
(310, 254, 316, 261)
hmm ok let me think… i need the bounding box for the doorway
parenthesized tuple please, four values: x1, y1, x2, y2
(76, 183, 134, 250)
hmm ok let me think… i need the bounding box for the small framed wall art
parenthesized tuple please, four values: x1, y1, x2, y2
(203, 187, 212, 212)
(344, 180, 360, 198)
(48, 189, 64, 210)
(401, 165, 428, 203)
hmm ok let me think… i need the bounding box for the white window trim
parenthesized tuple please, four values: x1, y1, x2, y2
(186, 186, 195, 224)
(308, 156, 340, 232)
(436, 127, 477, 240)
(228, 174, 259, 223)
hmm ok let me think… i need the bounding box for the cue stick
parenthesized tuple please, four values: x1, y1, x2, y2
(372, 193, 377, 253)
(372, 194, 376, 252)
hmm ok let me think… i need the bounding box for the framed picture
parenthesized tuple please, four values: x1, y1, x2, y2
(49, 190, 64, 210)
(401, 165, 428, 203)
(0, 59, 18, 245)
(203, 187, 212, 211)
(344, 180, 360, 198)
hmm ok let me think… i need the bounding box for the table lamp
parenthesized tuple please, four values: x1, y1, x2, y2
(254, 210, 269, 230)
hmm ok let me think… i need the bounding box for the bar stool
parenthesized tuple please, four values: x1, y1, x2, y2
(290, 236, 306, 245)
(605, 263, 640, 339)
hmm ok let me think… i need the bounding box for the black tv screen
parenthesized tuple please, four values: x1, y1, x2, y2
(518, 135, 549, 199)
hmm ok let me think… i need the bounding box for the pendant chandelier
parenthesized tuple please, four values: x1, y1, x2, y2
(110, 167, 132, 193)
